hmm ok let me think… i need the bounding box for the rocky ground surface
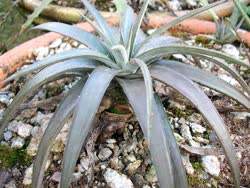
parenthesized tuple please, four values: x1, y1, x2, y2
(0, 32, 249, 188)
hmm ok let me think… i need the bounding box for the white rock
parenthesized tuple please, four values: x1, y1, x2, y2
(5, 180, 16, 188)
(80, 157, 90, 171)
(189, 122, 206, 134)
(59, 42, 67, 49)
(202, 155, 220, 176)
(63, 43, 72, 51)
(77, 164, 85, 173)
(34, 47, 49, 60)
(3, 131, 12, 141)
(213, 43, 222, 50)
(17, 123, 33, 138)
(30, 112, 53, 131)
(181, 155, 194, 175)
(98, 148, 113, 161)
(222, 44, 240, 58)
(11, 137, 25, 148)
(126, 154, 136, 162)
(199, 59, 213, 70)
(72, 172, 83, 182)
(49, 49, 55, 55)
(178, 117, 186, 125)
(31, 126, 42, 137)
(8, 120, 22, 132)
(0, 94, 10, 105)
(78, 44, 86, 49)
(23, 165, 33, 185)
(104, 168, 134, 188)
(236, 152, 242, 160)
(49, 38, 62, 48)
(27, 137, 41, 156)
(101, 164, 107, 170)
(51, 131, 68, 153)
(232, 112, 250, 120)
(186, 0, 197, 7)
(174, 122, 179, 129)
(180, 124, 192, 141)
(173, 54, 187, 61)
(106, 139, 117, 144)
(168, 0, 182, 11)
(72, 41, 79, 47)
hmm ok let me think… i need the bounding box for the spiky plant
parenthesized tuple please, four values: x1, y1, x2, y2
(1, 0, 250, 187)
(201, 0, 246, 44)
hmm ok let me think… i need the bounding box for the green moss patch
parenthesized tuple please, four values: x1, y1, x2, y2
(0, 145, 31, 169)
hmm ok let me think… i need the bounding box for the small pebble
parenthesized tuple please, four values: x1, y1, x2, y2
(98, 148, 113, 161)
(104, 168, 134, 188)
(0, 94, 10, 105)
(11, 137, 25, 149)
(181, 155, 194, 175)
(3, 131, 12, 141)
(202, 155, 220, 176)
(125, 160, 142, 175)
(180, 124, 192, 141)
(189, 122, 206, 134)
(23, 165, 33, 185)
(49, 38, 62, 48)
(222, 44, 240, 58)
(71, 172, 82, 182)
(17, 123, 33, 138)
(80, 157, 90, 171)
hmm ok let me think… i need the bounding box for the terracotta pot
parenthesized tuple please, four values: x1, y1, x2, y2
(1, 13, 250, 89)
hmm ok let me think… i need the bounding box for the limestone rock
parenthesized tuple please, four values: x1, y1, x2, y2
(125, 160, 142, 175)
(3, 131, 12, 141)
(181, 155, 194, 175)
(180, 124, 192, 141)
(11, 137, 25, 149)
(98, 148, 113, 161)
(189, 122, 206, 134)
(202, 155, 220, 176)
(23, 165, 33, 185)
(17, 123, 33, 138)
(104, 168, 134, 188)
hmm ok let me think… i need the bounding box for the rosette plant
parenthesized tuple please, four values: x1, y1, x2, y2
(1, 0, 250, 187)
